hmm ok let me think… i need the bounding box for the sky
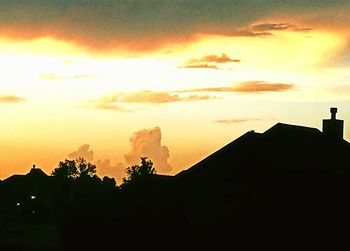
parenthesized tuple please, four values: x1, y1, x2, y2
(0, 0, 350, 182)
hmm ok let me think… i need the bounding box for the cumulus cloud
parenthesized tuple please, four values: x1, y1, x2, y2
(0, 95, 26, 103)
(94, 159, 125, 179)
(67, 144, 124, 180)
(179, 81, 294, 93)
(68, 144, 94, 162)
(66, 126, 173, 181)
(124, 127, 172, 173)
(0, 1, 345, 51)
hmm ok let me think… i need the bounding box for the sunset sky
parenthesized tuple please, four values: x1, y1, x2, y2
(0, 0, 350, 182)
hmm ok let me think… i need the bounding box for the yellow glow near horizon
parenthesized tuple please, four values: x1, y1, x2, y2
(0, 28, 349, 180)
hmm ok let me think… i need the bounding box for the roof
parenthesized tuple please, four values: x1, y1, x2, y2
(2, 168, 49, 184)
(177, 122, 350, 179)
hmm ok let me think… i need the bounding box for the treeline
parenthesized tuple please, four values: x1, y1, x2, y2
(0, 157, 170, 250)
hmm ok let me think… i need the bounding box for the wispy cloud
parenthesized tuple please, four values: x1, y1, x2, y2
(228, 22, 311, 38)
(86, 90, 216, 111)
(187, 54, 241, 64)
(180, 53, 240, 70)
(0, 95, 26, 103)
(98, 90, 215, 103)
(251, 23, 312, 32)
(179, 81, 294, 94)
(215, 118, 262, 124)
(40, 73, 95, 80)
(82, 102, 128, 112)
(179, 64, 220, 70)
(229, 30, 273, 37)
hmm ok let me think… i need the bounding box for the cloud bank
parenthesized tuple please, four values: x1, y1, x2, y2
(0, 1, 347, 51)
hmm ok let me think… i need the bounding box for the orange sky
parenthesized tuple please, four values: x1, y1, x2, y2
(0, 1, 350, 183)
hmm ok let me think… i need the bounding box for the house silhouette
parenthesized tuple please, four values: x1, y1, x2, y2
(1, 107, 350, 248)
(165, 107, 350, 235)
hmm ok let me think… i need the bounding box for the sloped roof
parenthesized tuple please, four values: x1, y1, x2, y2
(177, 122, 350, 179)
(2, 168, 49, 184)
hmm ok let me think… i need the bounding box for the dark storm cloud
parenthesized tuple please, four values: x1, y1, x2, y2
(0, 1, 348, 51)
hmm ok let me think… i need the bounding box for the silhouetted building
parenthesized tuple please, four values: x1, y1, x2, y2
(323, 107, 344, 140)
(175, 108, 350, 228)
(1, 108, 350, 248)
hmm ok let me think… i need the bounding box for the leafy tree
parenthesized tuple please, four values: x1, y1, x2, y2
(76, 157, 97, 178)
(51, 159, 78, 179)
(102, 176, 117, 188)
(51, 158, 97, 179)
(122, 157, 156, 188)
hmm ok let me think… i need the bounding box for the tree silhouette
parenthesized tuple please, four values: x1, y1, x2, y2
(51, 159, 78, 179)
(76, 157, 97, 178)
(51, 157, 97, 179)
(121, 157, 156, 188)
(102, 176, 117, 188)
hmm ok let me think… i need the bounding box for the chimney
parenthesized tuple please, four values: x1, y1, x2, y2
(322, 107, 344, 140)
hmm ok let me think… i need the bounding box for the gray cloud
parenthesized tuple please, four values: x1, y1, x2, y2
(179, 81, 294, 93)
(0, 1, 347, 51)
(0, 95, 26, 103)
(124, 127, 172, 173)
(252, 23, 312, 32)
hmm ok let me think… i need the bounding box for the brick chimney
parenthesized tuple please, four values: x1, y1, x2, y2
(322, 107, 344, 140)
